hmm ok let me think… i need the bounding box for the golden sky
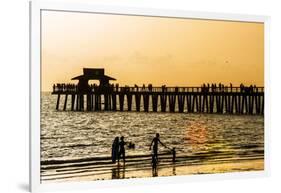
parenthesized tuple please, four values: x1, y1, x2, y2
(41, 10, 264, 91)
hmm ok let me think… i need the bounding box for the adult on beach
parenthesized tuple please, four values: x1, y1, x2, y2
(149, 133, 167, 164)
(111, 137, 119, 163)
(118, 136, 127, 163)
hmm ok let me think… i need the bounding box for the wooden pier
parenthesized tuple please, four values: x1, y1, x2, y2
(52, 86, 264, 115)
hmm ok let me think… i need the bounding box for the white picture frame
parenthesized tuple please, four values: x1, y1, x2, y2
(29, 1, 270, 192)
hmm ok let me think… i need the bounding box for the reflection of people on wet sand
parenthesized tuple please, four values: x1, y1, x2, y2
(149, 133, 168, 168)
(118, 136, 127, 164)
(111, 164, 125, 179)
(111, 137, 119, 163)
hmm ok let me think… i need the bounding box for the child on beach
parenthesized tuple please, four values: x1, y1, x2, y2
(118, 136, 127, 163)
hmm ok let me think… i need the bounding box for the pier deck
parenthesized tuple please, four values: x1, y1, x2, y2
(51, 86, 264, 115)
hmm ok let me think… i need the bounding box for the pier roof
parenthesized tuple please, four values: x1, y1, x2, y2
(71, 68, 116, 81)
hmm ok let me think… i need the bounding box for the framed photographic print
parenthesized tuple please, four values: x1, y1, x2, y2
(30, 1, 270, 192)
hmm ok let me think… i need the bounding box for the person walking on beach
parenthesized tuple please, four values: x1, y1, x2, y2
(118, 136, 127, 164)
(111, 137, 119, 163)
(149, 133, 167, 165)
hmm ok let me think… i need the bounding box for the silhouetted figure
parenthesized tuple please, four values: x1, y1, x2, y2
(161, 85, 167, 92)
(111, 137, 119, 163)
(148, 84, 153, 91)
(118, 136, 127, 163)
(142, 84, 146, 91)
(250, 85, 253, 93)
(240, 83, 244, 92)
(149, 133, 167, 166)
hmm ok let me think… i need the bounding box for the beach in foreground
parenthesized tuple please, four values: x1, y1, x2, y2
(41, 156, 263, 183)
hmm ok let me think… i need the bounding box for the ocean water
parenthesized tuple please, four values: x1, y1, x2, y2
(40, 92, 264, 181)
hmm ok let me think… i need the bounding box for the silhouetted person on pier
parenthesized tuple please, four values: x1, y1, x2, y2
(112, 137, 119, 163)
(118, 136, 127, 164)
(240, 83, 244, 92)
(250, 85, 253, 93)
(161, 85, 166, 92)
(149, 133, 167, 165)
(148, 84, 153, 91)
(134, 84, 139, 91)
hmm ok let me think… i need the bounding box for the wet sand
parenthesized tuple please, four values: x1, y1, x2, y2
(41, 158, 263, 183)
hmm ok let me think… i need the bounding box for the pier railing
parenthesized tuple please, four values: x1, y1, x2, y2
(52, 85, 264, 94)
(51, 84, 264, 115)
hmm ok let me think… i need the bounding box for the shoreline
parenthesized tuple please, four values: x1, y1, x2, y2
(41, 158, 264, 183)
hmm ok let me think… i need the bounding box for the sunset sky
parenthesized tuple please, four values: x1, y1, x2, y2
(41, 10, 264, 91)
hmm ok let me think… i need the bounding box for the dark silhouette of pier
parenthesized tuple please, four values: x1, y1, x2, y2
(52, 68, 264, 115)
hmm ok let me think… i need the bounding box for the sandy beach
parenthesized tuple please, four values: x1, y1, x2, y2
(41, 154, 263, 183)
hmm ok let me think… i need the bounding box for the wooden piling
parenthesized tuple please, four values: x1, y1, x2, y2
(119, 93, 124, 111)
(127, 94, 132, 111)
(56, 94, 60, 110)
(63, 94, 68, 111)
(177, 94, 185, 113)
(186, 94, 192, 113)
(86, 94, 91, 111)
(135, 93, 141, 112)
(160, 94, 167, 112)
(152, 94, 159, 112)
(51, 85, 264, 115)
(143, 93, 150, 112)
(71, 94, 75, 111)
(168, 94, 176, 112)
(112, 94, 117, 111)
(76, 94, 79, 111)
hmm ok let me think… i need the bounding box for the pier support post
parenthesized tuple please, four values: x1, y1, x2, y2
(168, 94, 176, 112)
(119, 93, 124, 111)
(135, 94, 141, 111)
(127, 94, 132, 111)
(198, 95, 202, 113)
(112, 94, 117, 111)
(160, 94, 167, 112)
(209, 95, 214, 113)
(193, 95, 198, 113)
(104, 94, 109, 111)
(215, 95, 220, 113)
(178, 94, 185, 113)
(94, 94, 99, 111)
(56, 94, 60, 110)
(71, 94, 75, 111)
(79, 94, 84, 111)
(152, 94, 159, 112)
(143, 93, 150, 112)
(86, 94, 91, 111)
(91, 94, 94, 110)
(63, 94, 68, 111)
(76, 94, 79, 111)
(261, 95, 264, 115)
